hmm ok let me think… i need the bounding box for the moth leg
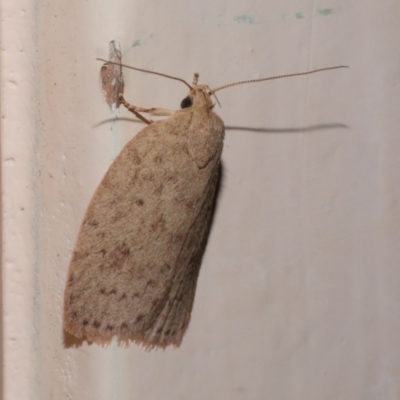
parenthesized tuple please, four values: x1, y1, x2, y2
(119, 94, 153, 125)
(119, 94, 176, 124)
(146, 108, 176, 117)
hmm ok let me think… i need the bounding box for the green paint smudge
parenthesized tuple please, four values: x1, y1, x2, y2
(295, 12, 305, 19)
(234, 14, 254, 24)
(132, 39, 142, 47)
(317, 8, 333, 16)
(131, 34, 155, 48)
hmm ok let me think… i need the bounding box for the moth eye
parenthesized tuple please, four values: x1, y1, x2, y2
(180, 96, 193, 109)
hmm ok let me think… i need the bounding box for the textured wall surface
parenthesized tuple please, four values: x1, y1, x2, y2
(2, 0, 400, 399)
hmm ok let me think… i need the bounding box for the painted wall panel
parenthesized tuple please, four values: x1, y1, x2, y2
(2, 0, 400, 399)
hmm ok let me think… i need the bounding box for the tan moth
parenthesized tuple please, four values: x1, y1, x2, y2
(64, 58, 347, 349)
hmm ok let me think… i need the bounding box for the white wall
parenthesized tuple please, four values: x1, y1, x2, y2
(2, 0, 400, 399)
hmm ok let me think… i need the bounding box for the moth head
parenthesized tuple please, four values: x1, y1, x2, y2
(179, 72, 215, 110)
(180, 85, 214, 111)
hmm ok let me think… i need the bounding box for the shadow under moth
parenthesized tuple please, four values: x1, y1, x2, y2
(64, 44, 347, 349)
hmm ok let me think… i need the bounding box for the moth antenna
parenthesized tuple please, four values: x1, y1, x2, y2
(96, 58, 193, 90)
(210, 65, 349, 94)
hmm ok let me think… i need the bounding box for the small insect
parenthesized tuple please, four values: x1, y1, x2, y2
(64, 57, 347, 349)
(99, 41, 124, 108)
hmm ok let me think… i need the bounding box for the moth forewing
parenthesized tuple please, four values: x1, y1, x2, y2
(64, 81, 224, 349)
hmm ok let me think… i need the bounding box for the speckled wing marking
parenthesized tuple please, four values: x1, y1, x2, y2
(64, 108, 224, 349)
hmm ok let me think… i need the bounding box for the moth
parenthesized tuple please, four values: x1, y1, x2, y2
(64, 59, 347, 349)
